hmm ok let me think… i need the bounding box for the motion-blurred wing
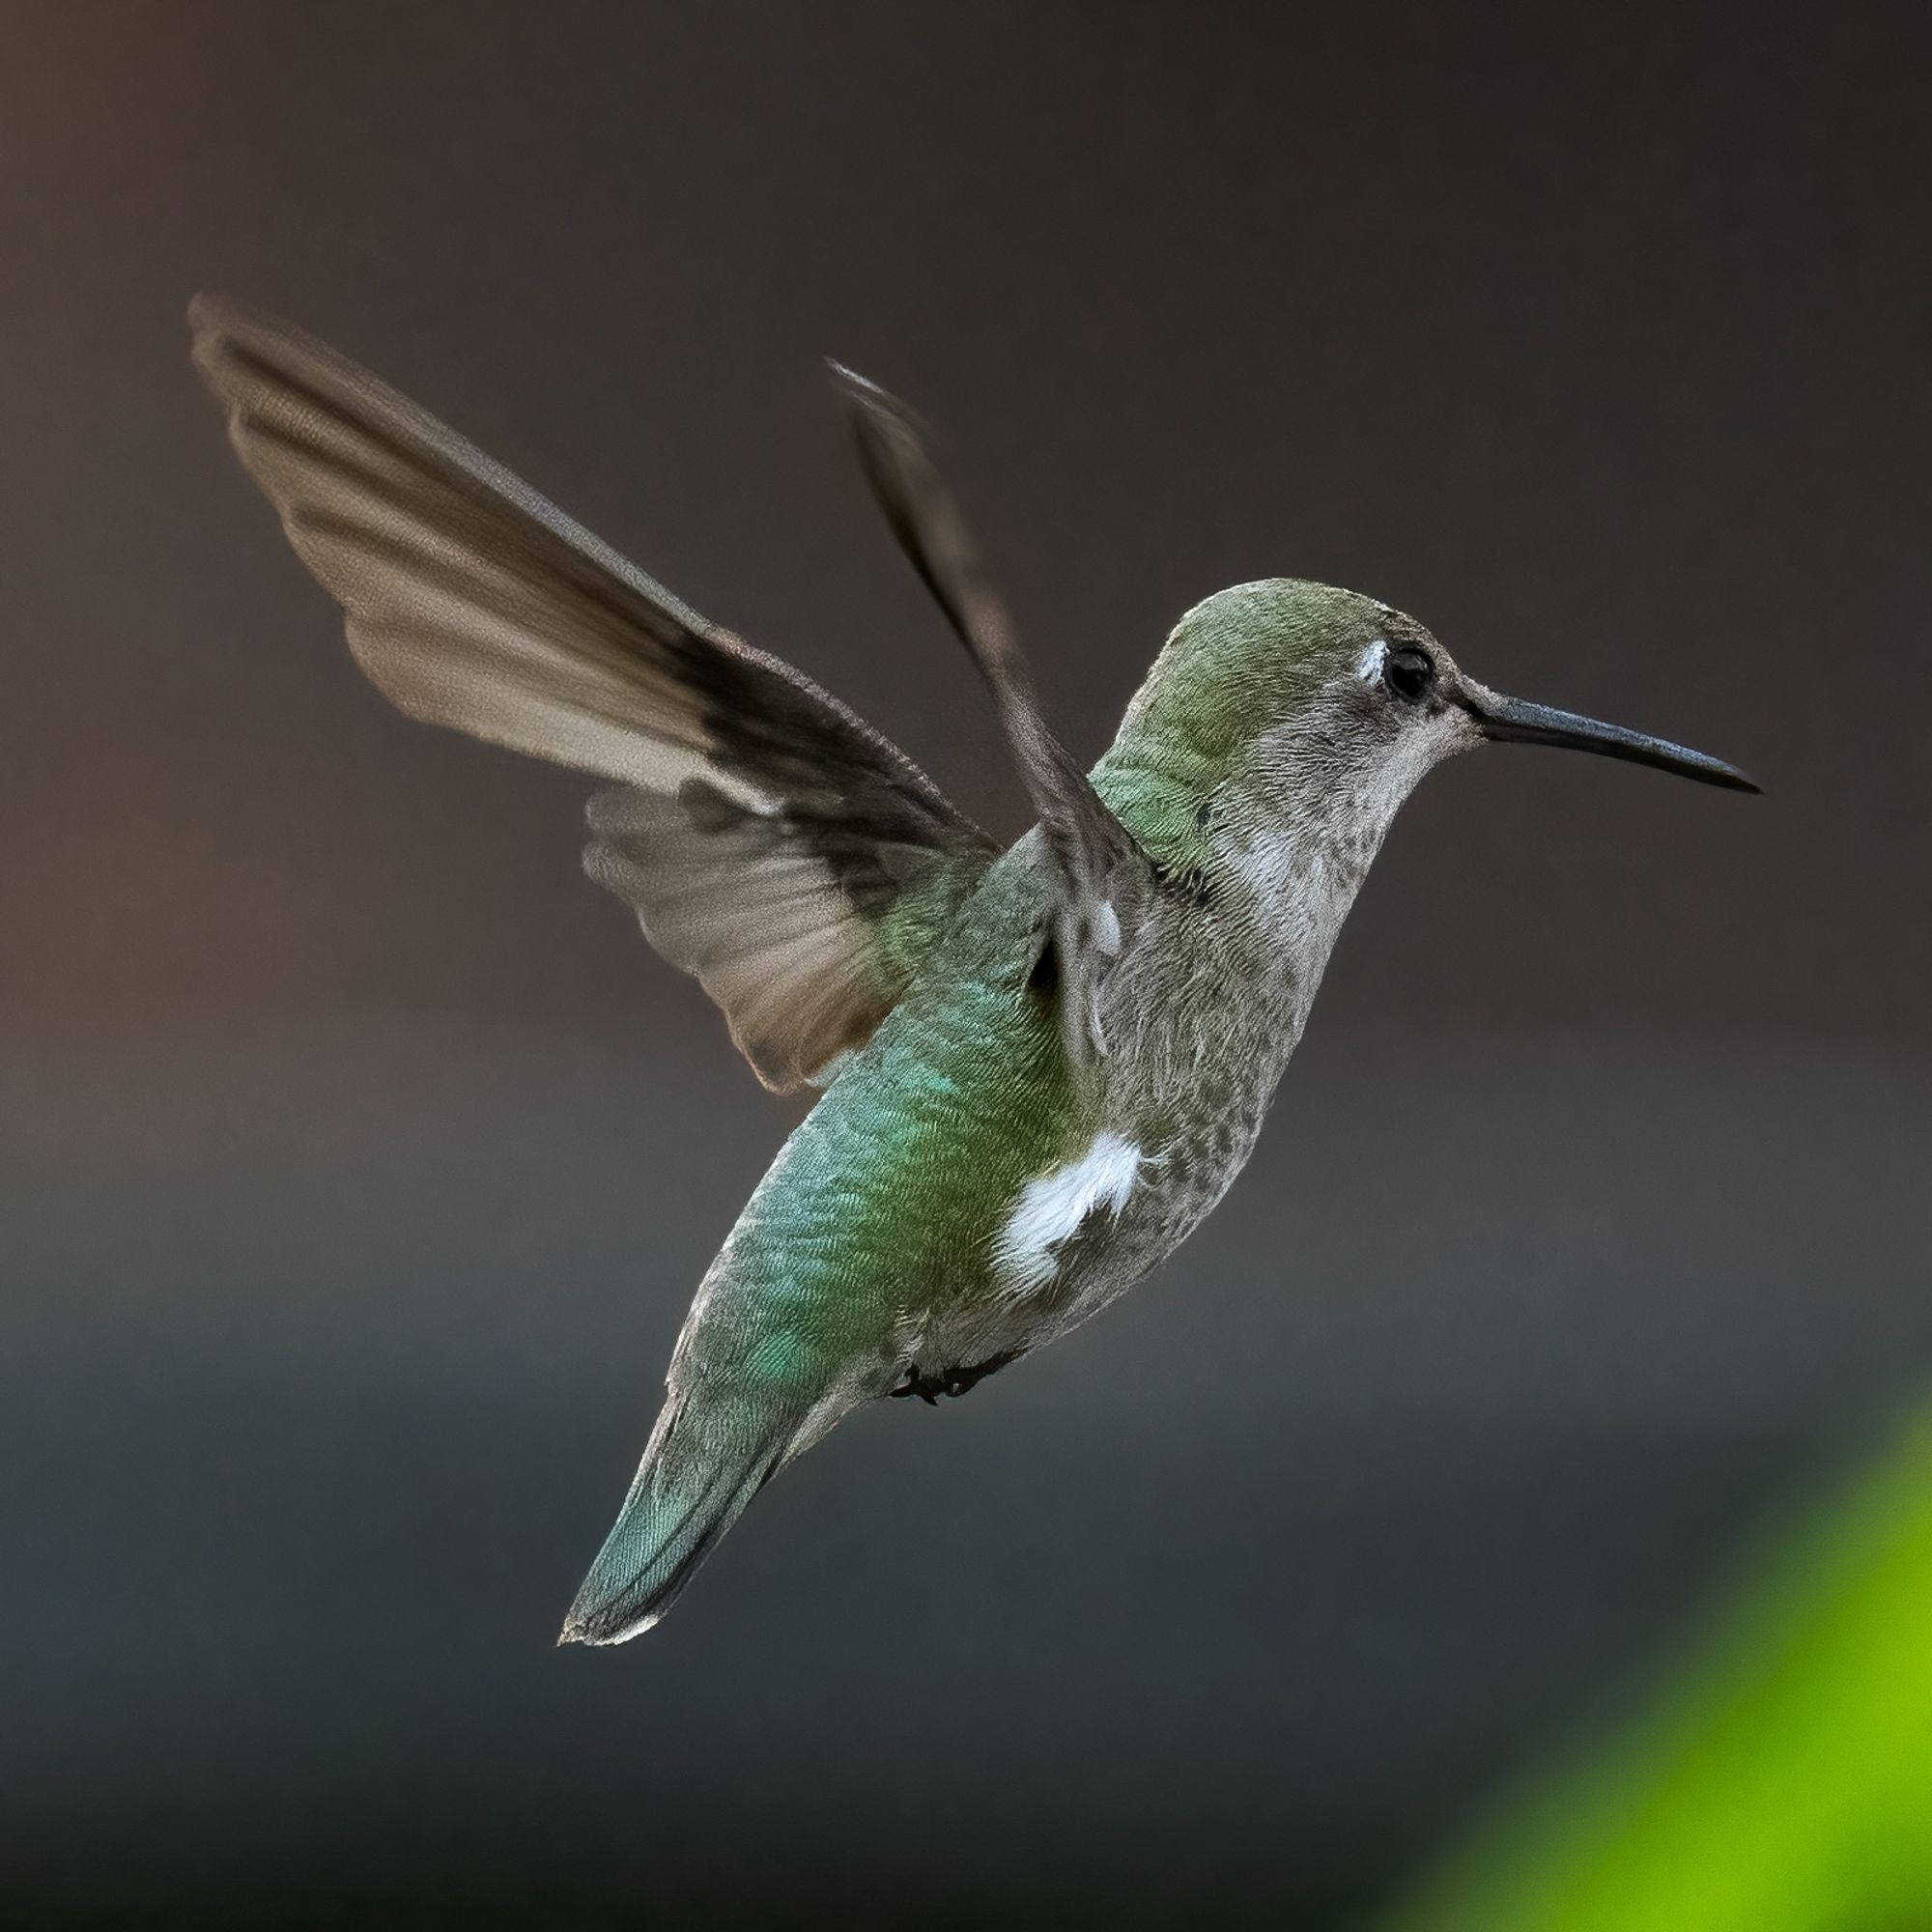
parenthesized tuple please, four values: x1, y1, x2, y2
(190, 296, 998, 1090)
(828, 361, 1148, 1086)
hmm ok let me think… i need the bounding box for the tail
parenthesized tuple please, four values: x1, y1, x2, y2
(557, 1391, 816, 1645)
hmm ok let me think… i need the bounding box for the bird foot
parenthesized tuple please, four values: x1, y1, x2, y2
(890, 1350, 1022, 1404)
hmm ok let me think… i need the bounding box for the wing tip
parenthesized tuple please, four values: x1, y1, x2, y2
(186, 290, 237, 391)
(822, 355, 880, 403)
(186, 289, 262, 359)
(186, 290, 286, 405)
(823, 356, 933, 442)
(187, 292, 348, 408)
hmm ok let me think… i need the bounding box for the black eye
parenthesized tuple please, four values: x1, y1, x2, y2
(1382, 643, 1435, 701)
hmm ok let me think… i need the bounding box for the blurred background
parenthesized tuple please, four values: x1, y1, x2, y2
(4, 3, 1929, 1924)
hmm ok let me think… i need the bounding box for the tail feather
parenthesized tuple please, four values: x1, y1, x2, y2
(557, 1396, 798, 1645)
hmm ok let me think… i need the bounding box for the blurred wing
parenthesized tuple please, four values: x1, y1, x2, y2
(828, 361, 1148, 1088)
(191, 296, 998, 1090)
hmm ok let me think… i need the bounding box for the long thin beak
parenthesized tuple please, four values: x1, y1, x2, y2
(1462, 685, 1760, 793)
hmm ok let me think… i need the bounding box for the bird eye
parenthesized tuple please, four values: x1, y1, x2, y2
(1382, 643, 1435, 701)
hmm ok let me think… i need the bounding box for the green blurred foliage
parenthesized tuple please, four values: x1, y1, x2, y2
(1387, 1414, 1932, 1932)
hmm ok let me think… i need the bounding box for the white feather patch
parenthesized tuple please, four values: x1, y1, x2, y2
(1356, 639, 1389, 681)
(1092, 898, 1122, 956)
(994, 1131, 1142, 1293)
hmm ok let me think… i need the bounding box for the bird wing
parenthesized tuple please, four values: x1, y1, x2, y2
(828, 362, 1150, 1091)
(189, 296, 999, 1091)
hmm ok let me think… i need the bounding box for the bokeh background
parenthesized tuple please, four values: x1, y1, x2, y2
(5, 3, 1929, 1924)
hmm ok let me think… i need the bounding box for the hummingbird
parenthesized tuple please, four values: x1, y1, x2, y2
(190, 297, 1757, 1644)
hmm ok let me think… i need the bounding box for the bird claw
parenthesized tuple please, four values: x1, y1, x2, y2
(890, 1350, 1022, 1404)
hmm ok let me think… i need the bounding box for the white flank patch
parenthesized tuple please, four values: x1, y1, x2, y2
(1355, 639, 1389, 681)
(994, 1131, 1142, 1294)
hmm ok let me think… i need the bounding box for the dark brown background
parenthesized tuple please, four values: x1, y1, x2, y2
(4, 3, 1928, 1924)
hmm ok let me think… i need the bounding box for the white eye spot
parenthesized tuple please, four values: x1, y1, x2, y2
(1356, 639, 1389, 682)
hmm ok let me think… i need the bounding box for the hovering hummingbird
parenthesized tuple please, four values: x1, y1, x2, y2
(190, 297, 1757, 1643)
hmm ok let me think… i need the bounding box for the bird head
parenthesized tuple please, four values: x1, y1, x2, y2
(1107, 580, 1755, 854)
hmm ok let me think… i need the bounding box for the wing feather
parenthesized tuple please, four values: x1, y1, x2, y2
(827, 361, 1149, 1088)
(191, 297, 997, 1089)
